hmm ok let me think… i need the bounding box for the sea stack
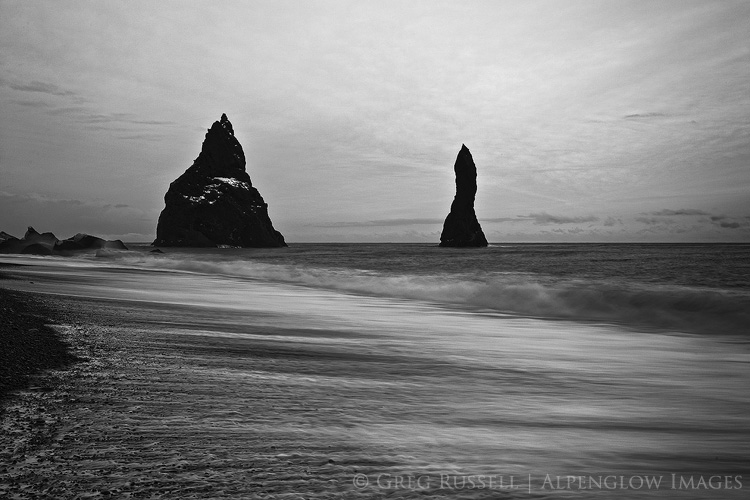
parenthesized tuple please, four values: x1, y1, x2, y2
(153, 114, 286, 247)
(439, 145, 488, 247)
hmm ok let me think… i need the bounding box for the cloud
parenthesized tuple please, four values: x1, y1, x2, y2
(623, 112, 669, 120)
(12, 100, 51, 108)
(76, 112, 176, 126)
(603, 216, 622, 226)
(315, 218, 444, 228)
(482, 217, 526, 223)
(523, 212, 599, 225)
(315, 213, 600, 228)
(636, 216, 676, 225)
(2, 192, 85, 207)
(707, 215, 749, 230)
(290, 226, 441, 243)
(0, 191, 154, 239)
(645, 210, 750, 231)
(8, 80, 77, 97)
(649, 209, 710, 216)
(45, 108, 177, 127)
(6, 82, 176, 132)
(117, 133, 168, 142)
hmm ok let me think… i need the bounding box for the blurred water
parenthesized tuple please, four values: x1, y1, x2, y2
(2, 252, 749, 498)
(135, 242, 750, 288)
(106, 243, 750, 336)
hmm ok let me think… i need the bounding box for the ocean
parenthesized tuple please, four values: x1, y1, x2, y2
(1, 243, 749, 498)
(111, 242, 750, 336)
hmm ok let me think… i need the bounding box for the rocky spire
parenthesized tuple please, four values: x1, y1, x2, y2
(439, 145, 488, 247)
(192, 113, 246, 176)
(153, 114, 286, 247)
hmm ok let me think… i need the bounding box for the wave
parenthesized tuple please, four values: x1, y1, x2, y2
(96, 251, 750, 337)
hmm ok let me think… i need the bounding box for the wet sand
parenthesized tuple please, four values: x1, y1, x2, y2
(1, 259, 749, 499)
(0, 291, 385, 499)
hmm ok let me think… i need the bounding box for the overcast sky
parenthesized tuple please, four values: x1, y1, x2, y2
(1, 0, 749, 242)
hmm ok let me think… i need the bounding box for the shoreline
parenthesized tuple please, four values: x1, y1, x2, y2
(0, 281, 79, 402)
(0, 283, 89, 498)
(0, 273, 377, 499)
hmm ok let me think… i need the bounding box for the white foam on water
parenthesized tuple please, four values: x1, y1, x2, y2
(80, 250, 750, 336)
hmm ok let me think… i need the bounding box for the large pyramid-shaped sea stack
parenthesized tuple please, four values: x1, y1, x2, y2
(439, 145, 488, 247)
(154, 114, 286, 247)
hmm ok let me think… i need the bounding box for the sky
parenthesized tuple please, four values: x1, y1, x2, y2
(1, 0, 749, 243)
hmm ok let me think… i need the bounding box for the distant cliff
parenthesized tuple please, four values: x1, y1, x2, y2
(439, 145, 488, 247)
(153, 114, 286, 247)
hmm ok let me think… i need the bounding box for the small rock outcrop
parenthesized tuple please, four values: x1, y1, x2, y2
(439, 145, 488, 247)
(0, 231, 18, 243)
(0, 227, 127, 255)
(153, 114, 286, 247)
(54, 232, 128, 252)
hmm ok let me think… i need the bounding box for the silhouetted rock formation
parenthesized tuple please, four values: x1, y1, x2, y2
(55, 233, 128, 252)
(439, 145, 488, 247)
(0, 227, 127, 255)
(153, 114, 286, 247)
(0, 232, 21, 253)
(0, 231, 17, 243)
(25, 227, 58, 248)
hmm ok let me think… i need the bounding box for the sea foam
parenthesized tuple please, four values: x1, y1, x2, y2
(93, 251, 750, 337)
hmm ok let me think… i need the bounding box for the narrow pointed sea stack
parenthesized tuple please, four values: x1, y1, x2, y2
(154, 114, 286, 247)
(439, 145, 488, 247)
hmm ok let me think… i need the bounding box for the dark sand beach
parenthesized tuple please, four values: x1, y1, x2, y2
(0, 279, 367, 499)
(0, 284, 78, 402)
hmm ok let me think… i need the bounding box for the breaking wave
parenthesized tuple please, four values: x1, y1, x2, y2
(95, 251, 750, 337)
